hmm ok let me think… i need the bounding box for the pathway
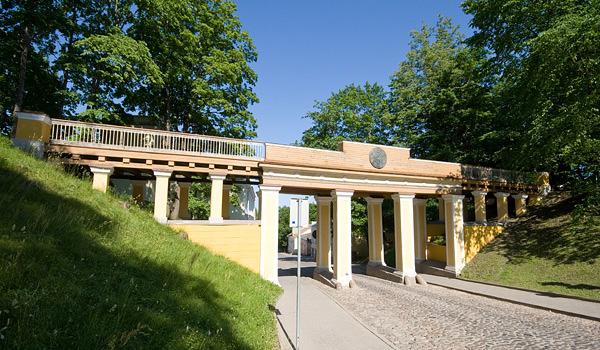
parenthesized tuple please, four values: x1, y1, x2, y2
(275, 254, 393, 350)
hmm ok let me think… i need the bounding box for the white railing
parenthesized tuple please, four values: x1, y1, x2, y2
(49, 119, 265, 160)
(461, 164, 539, 185)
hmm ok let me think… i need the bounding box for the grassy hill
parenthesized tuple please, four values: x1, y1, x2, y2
(0, 137, 281, 349)
(461, 192, 600, 301)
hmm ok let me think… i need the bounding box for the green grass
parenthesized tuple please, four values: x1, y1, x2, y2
(461, 192, 600, 301)
(0, 137, 281, 349)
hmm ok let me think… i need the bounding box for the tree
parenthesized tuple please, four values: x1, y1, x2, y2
(464, 0, 600, 206)
(388, 17, 496, 165)
(0, 0, 64, 131)
(1, 0, 259, 138)
(301, 82, 390, 150)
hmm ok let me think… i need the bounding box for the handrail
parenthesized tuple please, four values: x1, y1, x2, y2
(461, 164, 540, 185)
(49, 119, 265, 160)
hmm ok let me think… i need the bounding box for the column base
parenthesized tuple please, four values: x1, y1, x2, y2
(444, 265, 462, 277)
(312, 268, 336, 289)
(208, 217, 224, 224)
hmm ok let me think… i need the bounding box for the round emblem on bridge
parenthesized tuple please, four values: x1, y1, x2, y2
(369, 147, 387, 169)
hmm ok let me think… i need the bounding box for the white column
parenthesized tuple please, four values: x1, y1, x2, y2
(209, 174, 226, 223)
(332, 190, 354, 288)
(472, 191, 487, 223)
(438, 198, 445, 221)
(443, 194, 465, 275)
(222, 184, 232, 220)
(178, 183, 191, 219)
(366, 197, 385, 266)
(513, 194, 529, 216)
(90, 167, 113, 193)
(494, 192, 510, 222)
(413, 198, 427, 263)
(315, 196, 332, 273)
(259, 186, 280, 285)
(153, 170, 172, 223)
(392, 194, 417, 279)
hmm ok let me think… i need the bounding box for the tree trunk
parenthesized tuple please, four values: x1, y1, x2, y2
(14, 25, 31, 115)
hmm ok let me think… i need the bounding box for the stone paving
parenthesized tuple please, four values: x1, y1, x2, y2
(315, 273, 600, 350)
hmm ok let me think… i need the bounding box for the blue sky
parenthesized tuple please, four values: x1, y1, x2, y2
(235, 1, 473, 146)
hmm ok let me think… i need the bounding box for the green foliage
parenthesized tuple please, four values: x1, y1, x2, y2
(301, 82, 391, 150)
(278, 206, 292, 250)
(1, 0, 258, 137)
(0, 137, 281, 348)
(388, 17, 496, 164)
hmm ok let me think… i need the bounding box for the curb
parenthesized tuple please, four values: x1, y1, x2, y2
(425, 279, 600, 322)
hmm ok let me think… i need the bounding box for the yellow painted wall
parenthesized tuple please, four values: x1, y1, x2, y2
(15, 119, 51, 141)
(169, 223, 261, 273)
(464, 224, 504, 263)
(427, 243, 446, 263)
(427, 223, 445, 236)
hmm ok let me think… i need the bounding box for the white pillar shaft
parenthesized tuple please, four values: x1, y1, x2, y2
(443, 194, 465, 275)
(392, 194, 417, 277)
(209, 175, 225, 223)
(178, 184, 191, 219)
(222, 184, 232, 219)
(473, 191, 487, 223)
(366, 198, 385, 266)
(495, 192, 510, 222)
(413, 199, 427, 262)
(316, 197, 332, 271)
(153, 171, 172, 223)
(332, 190, 353, 287)
(259, 186, 280, 284)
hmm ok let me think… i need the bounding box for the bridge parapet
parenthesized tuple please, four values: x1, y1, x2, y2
(49, 119, 265, 161)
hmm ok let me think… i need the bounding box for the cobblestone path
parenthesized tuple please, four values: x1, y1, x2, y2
(316, 273, 600, 350)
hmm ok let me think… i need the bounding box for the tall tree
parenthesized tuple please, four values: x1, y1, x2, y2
(464, 0, 600, 181)
(388, 17, 496, 165)
(301, 82, 390, 150)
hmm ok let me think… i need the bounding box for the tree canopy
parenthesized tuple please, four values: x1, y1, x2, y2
(1, 0, 258, 138)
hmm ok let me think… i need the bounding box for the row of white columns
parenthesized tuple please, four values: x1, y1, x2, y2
(90, 167, 232, 223)
(439, 191, 531, 224)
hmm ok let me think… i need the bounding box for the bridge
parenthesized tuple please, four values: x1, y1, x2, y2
(13, 111, 549, 287)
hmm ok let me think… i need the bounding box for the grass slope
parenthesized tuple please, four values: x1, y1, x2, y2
(461, 192, 600, 301)
(0, 137, 281, 349)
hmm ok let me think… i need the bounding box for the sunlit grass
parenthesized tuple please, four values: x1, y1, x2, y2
(0, 137, 281, 349)
(461, 193, 600, 301)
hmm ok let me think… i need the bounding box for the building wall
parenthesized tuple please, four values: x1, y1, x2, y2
(169, 223, 261, 273)
(464, 224, 504, 263)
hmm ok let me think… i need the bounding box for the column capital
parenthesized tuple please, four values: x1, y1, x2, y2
(331, 189, 354, 198)
(209, 174, 226, 181)
(471, 190, 487, 197)
(494, 192, 510, 198)
(259, 185, 281, 192)
(441, 194, 464, 202)
(153, 170, 172, 178)
(15, 111, 51, 125)
(391, 193, 415, 201)
(315, 196, 333, 204)
(90, 166, 114, 175)
(413, 198, 427, 205)
(512, 193, 529, 199)
(365, 197, 384, 204)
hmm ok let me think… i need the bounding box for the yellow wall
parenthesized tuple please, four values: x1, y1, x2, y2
(427, 243, 446, 263)
(427, 223, 445, 236)
(15, 118, 51, 141)
(169, 223, 261, 273)
(464, 224, 504, 263)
